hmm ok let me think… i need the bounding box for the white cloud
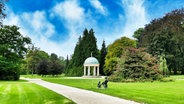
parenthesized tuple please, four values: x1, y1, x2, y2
(89, 0, 107, 15)
(52, 0, 84, 22)
(4, 9, 68, 58)
(22, 11, 55, 38)
(121, 0, 148, 38)
(3, 0, 149, 59)
(51, 0, 90, 58)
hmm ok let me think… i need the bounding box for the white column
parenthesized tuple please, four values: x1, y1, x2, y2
(88, 66, 90, 76)
(97, 66, 99, 76)
(93, 66, 96, 76)
(84, 66, 86, 76)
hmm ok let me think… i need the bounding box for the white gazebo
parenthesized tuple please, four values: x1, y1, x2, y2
(83, 56, 99, 77)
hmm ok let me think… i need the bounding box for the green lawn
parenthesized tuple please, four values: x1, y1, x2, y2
(0, 80, 75, 104)
(170, 75, 184, 79)
(43, 78, 184, 104)
(21, 74, 65, 78)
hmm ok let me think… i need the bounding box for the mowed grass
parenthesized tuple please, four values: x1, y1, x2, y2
(170, 75, 184, 79)
(0, 80, 75, 104)
(21, 74, 65, 79)
(43, 78, 184, 104)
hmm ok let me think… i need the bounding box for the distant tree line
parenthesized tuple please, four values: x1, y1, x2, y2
(23, 47, 66, 77)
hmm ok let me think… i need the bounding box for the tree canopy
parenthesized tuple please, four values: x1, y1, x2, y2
(104, 37, 136, 75)
(139, 8, 184, 74)
(0, 25, 31, 80)
(25, 48, 65, 76)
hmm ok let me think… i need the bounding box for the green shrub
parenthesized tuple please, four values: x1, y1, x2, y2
(109, 71, 123, 82)
(160, 77, 174, 82)
(121, 78, 135, 83)
(0, 56, 20, 80)
(65, 66, 83, 76)
(109, 48, 162, 82)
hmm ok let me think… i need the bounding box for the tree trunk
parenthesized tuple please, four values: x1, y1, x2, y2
(181, 67, 184, 75)
(173, 68, 177, 75)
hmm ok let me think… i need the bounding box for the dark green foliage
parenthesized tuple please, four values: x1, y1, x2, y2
(48, 53, 65, 76)
(99, 40, 107, 75)
(139, 8, 184, 74)
(0, 26, 31, 59)
(26, 48, 49, 75)
(36, 60, 49, 76)
(104, 37, 136, 75)
(65, 66, 83, 76)
(0, 25, 31, 80)
(66, 28, 99, 76)
(0, 56, 19, 80)
(0, 0, 7, 26)
(65, 55, 69, 69)
(133, 28, 144, 40)
(109, 48, 162, 82)
(133, 28, 144, 47)
(49, 61, 64, 76)
(25, 50, 65, 76)
(50, 53, 58, 61)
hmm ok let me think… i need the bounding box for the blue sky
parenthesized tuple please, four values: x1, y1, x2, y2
(4, 0, 184, 58)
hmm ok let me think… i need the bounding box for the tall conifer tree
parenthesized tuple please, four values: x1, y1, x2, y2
(99, 40, 107, 75)
(65, 55, 69, 70)
(66, 28, 99, 76)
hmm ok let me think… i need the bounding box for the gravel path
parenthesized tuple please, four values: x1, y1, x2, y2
(23, 78, 139, 104)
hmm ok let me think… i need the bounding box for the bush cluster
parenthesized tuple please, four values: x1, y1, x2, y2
(65, 66, 83, 76)
(109, 48, 163, 82)
(0, 56, 20, 80)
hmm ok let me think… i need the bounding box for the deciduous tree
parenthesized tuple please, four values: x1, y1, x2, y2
(0, 25, 31, 80)
(104, 37, 136, 75)
(139, 8, 184, 74)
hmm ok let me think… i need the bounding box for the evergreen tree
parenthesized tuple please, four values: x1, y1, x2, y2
(86, 29, 98, 58)
(109, 48, 162, 82)
(66, 28, 99, 76)
(65, 55, 69, 70)
(99, 40, 107, 75)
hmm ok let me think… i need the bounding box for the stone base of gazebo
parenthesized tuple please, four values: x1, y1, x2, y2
(82, 76, 102, 78)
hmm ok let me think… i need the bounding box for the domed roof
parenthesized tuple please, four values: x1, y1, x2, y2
(84, 57, 99, 66)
